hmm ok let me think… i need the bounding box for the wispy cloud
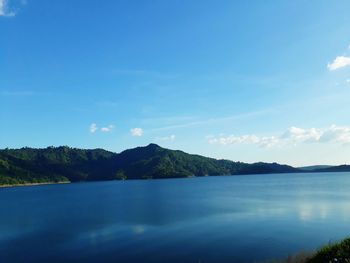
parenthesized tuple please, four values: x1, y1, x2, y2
(0, 0, 15, 17)
(281, 127, 321, 143)
(327, 56, 350, 71)
(100, 125, 114, 132)
(208, 134, 279, 148)
(130, 128, 143, 137)
(90, 123, 115, 133)
(150, 110, 272, 132)
(318, 125, 350, 144)
(89, 123, 98, 133)
(209, 125, 350, 148)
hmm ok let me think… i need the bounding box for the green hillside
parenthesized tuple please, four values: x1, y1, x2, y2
(0, 143, 300, 185)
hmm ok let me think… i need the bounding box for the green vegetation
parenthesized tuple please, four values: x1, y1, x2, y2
(0, 143, 337, 186)
(308, 238, 350, 263)
(274, 238, 350, 263)
(0, 146, 114, 185)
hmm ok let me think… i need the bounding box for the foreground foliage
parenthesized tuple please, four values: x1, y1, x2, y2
(275, 238, 350, 263)
(308, 238, 350, 263)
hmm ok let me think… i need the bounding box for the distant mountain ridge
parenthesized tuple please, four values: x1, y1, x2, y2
(0, 144, 348, 186)
(298, 165, 334, 171)
(312, 165, 350, 173)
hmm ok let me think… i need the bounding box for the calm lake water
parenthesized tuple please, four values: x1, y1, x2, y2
(1, 172, 350, 263)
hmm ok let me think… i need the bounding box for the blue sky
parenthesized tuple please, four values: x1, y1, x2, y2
(1, 0, 350, 166)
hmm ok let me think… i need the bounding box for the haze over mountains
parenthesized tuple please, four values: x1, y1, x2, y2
(0, 144, 348, 186)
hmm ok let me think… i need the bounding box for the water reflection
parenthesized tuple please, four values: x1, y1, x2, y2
(1, 172, 350, 263)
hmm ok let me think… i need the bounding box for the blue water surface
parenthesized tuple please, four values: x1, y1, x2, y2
(1, 172, 350, 263)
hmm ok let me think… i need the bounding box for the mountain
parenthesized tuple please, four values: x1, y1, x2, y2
(0, 143, 325, 186)
(313, 165, 350, 173)
(0, 146, 116, 185)
(298, 165, 334, 171)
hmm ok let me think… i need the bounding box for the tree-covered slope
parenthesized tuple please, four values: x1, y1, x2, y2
(112, 144, 243, 179)
(0, 143, 301, 185)
(111, 144, 299, 179)
(0, 146, 115, 185)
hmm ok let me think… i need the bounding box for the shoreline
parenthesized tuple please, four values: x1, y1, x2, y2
(0, 181, 70, 188)
(1, 170, 350, 189)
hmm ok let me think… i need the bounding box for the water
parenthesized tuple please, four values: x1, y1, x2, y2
(1, 172, 350, 263)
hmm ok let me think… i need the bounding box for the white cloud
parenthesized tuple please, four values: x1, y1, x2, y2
(89, 123, 98, 133)
(327, 56, 350, 71)
(209, 125, 350, 148)
(168, 134, 176, 141)
(90, 123, 115, 133)
(208, 134, 258, 145)
(100, 125, 114, 132)
(208, 134, 279, 148)
(0, 0, 15, 16)
(258, 136, 280, 148)
(346, 79, 350, 83)
(281, 125, 350, 144)
(319, 125, 350, 144)
(281, 127, 321, 143)
(130, 128, 143, 137)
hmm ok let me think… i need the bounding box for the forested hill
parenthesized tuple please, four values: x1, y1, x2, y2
(0, 143, 308, 185)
